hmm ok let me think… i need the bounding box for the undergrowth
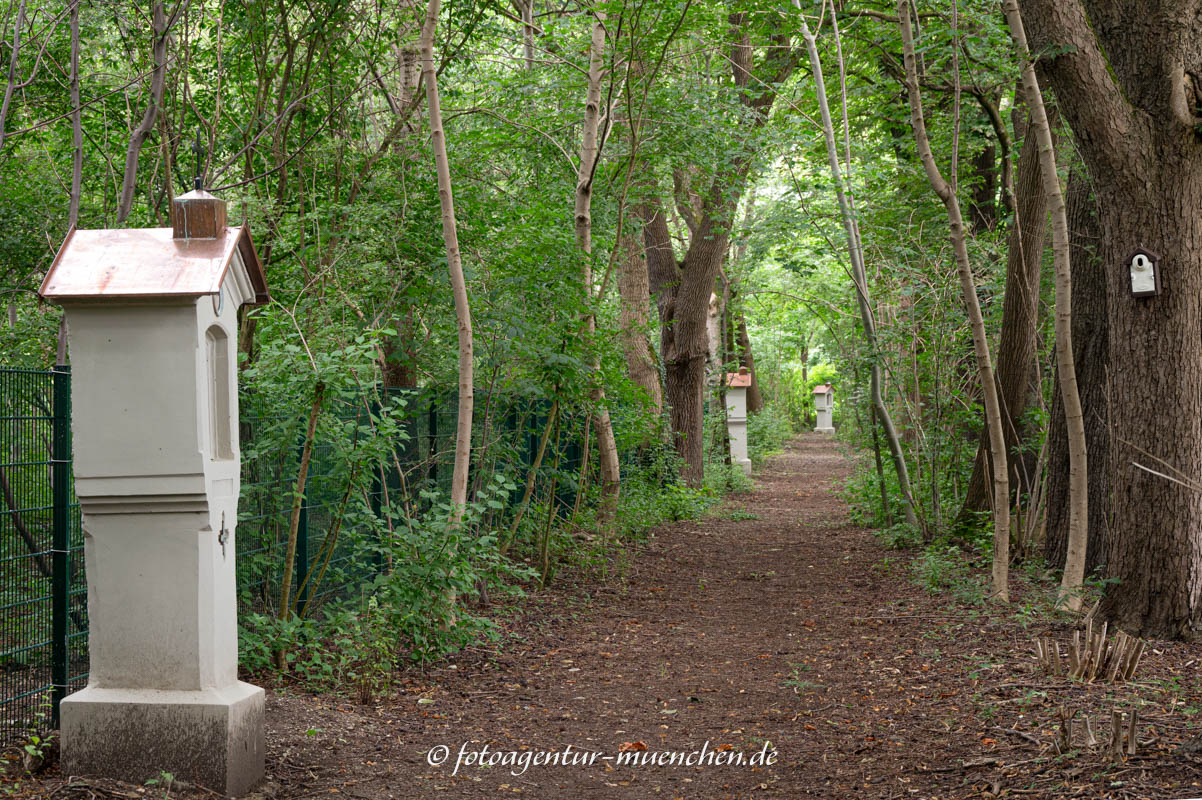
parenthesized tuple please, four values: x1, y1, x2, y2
(238, 430, 745, 700)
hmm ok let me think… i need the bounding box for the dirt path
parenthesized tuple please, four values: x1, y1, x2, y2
(266, 433, 900, 798)
(17, 435, 1202, 798)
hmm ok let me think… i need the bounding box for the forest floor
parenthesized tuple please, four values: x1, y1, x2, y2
(10, 434, 1202, 799)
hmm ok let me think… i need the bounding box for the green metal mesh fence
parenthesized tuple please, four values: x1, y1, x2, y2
(0, 373, 596, 744)
(0, 368, 86, 744)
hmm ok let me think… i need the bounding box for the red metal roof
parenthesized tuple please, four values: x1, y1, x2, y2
(813, 383, 833, 394)
(39, 225, 269, 304)
(726, 371, 752, 388)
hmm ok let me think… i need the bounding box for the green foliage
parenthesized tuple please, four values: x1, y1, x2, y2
(0, 0, 1053, 702)
(369, 483, 529, 662)
(775, 363, 838, 431)
(875, 521, 922, 550)
(911, 544, 985, 605)
(704, 461, 754, 496)
(325, 597, 396, 704)
(619, 464, 716, 532)
(239, 613, 323, 674)
(747, 405, 794, 466)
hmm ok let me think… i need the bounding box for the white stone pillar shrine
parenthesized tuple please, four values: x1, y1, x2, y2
(725, 367, 753, 476)
(814, 383, 835, 433)
(39, 190, 270, 795)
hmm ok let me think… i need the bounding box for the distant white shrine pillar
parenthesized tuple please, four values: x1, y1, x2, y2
(814, 383, 835, 433)
(726, 367, 753, 475)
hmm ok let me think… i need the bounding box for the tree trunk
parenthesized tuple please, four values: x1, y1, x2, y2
(420, 0, 473, 516)
(274, 382, 324, 668)
(899, 0, 1009, 599)
(735, 314, 764, 413)
(617, 227, 663, 412)
(1045, 165, 1108, 577)
(1002, 0, 1088, 610)
(1022, 0, 1202, 638)
(800, 12, 920, 529)
(957, 103, 1053, 524)
(380, 310, 418, 388)
(574, 14, 620, 525)
(68, 0, 81, 228)
(639, 14, 795, 486)
(0, 0, 26, 154)
(706, 290, 724, 380)
(728, 196, 764, 413)
(968, 138, 998, 232)
(117, 2, 171, 223)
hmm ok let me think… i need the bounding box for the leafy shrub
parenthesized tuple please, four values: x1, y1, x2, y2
(747, 405, 794, 466)
(368, 478, 534, 662)
(875, 521, 922, 549)
(704, 461, 753, 495)
(911, 544, 984, 604)
(240, 612, 323, 674)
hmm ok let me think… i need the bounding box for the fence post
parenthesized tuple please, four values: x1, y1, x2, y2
(51, 365, 71, 727)
(560, 421, 582, 513)
(295, 436, 310, 612)
(370, 393, 383, 571)
(427, 394, 438, 487)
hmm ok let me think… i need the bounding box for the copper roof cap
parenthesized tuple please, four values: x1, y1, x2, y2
(39, 225, 269, 304)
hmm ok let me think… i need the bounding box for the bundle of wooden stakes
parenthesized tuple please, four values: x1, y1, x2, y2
(1034, 620, 1145, 683)
(1055, 705, 1141, 760)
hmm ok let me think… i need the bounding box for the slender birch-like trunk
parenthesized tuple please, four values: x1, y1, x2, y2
(56, 0, 82, 365)
(117, 2, 170, 223)
(575, 14, 621, 526)
(68, 0, 81, 228)
(0, 0, 26, 154)
(1001, 0, 1087, 610)
(420, 0, 473, 517)
(799, 15, 920, 530)
(897, 0, 1010, 599)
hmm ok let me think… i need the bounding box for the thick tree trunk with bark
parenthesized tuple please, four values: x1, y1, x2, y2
(1023, 0, 1202, 638)
(957, 105, 1052, 523)
(639, 15, 795, 485)
(735, 315, 764, 413)
(617, 229, 663, 413)
(643, 197, 734, 485)
(1045, 166, 1109, 576)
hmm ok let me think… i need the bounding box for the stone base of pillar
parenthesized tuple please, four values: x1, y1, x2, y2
(61, 682, 264, 795)
(814, 426, 835, 434)
(735, 458, 751, 476)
